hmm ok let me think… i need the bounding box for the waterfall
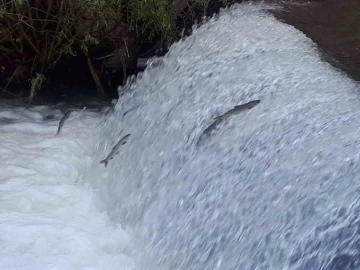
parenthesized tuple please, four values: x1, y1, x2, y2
(85, 2, 360, 270)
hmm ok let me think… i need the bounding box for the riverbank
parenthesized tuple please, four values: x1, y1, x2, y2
(2, 0, 360, 107)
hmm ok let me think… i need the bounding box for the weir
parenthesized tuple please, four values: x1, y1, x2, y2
(86, 3, 360, 270)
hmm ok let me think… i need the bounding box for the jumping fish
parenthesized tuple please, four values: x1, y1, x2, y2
(56, 110, 72, 135)
(196, 117, 224, 147)
(123, 103, 141, 117)
(45, 114, 55, 120)
(196, 99, 261, 146)
(214, 100, 261, 122)
(100, 134, 130, 168)
(199, 117, 223, 139)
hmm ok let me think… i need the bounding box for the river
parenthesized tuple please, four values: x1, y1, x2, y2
(2, 2, 360, 270)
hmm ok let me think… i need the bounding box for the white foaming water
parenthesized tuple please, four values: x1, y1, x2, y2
(0, 104, 135, 269)
(89, 2, 360, 270)
(2, 2, 360, 270)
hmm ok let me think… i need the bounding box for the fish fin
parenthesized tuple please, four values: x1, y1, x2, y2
(213, 116, 221, 122)
(100, 159, 108, 168)
(213, 117, 224, 125)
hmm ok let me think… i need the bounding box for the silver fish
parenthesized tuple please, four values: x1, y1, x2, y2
(56, 110, 72, 135)
(197, 100, 261, 146)
(123, 103, 141, 117)
(214, 100, 261, 121)
(45, 114, 55, 120)
(100, 134, 130, 168)
(196, 117, 224, 147)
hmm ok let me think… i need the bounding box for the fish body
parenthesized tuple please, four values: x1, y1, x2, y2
(100, 134, 130, 168)
(45, 114, 55, 120)
(56, 110, 72, 135)
(123, 103, 141, 117)
(201, 117, 224, 137)
(197, 100, 261, 146)
(196, 118, 224, 147)
(214, 100, 260, 121)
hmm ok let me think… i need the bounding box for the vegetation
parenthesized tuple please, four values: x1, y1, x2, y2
(0, 0, 236, 101)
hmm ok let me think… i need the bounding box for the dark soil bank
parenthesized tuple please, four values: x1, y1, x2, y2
(3, 0, 360, 106)
(271, 0, 360, 82)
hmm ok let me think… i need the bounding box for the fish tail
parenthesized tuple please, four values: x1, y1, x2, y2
(100, 159, 108, 168)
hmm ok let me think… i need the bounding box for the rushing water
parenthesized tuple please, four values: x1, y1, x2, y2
(85, 2, 360, 270)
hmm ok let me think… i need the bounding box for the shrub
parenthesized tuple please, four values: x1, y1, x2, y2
(0, 0, 225, 99)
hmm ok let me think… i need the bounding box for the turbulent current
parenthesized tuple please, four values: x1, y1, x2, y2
(86, 3, 360, 270)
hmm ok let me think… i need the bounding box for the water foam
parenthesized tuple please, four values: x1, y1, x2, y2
(0, 104, 135, 270)
(88, 2, 360, 270)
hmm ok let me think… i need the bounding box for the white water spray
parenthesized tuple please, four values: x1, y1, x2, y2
(85, 2, 360, 270)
